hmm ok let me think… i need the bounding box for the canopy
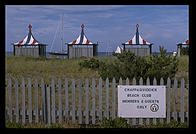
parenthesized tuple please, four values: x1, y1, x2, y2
(68, 24, 94, 45)
(124, 24, 151, 45)
(182, 39, 189, 45)
(14, 24, 40, 45)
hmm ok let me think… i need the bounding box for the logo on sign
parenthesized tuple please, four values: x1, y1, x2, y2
(150, 104, 159, 112)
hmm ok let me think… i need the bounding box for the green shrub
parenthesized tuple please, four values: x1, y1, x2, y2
(79, 58, 102, 70)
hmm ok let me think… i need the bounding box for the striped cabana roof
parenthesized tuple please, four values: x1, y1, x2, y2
(68, 24, 94, 45)
(124, 24, 151, 45)
(14, 24, 40, 45)
(182, 39, 189, 45)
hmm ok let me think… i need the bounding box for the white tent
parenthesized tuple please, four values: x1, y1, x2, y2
(115, 46, 123, 53)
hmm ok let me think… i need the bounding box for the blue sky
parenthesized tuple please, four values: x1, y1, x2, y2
(5, 5, 189, 52)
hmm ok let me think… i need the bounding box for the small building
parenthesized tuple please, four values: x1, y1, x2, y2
(177, 39, 189, 57)
(12, 24, 47, 57)
(67, 24, 98, 59)
(122, 24, 153, 56)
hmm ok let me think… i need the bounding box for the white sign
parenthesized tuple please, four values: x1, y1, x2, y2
(118, 85, 166, 118)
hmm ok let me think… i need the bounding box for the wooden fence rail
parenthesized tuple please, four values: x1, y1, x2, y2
(5, 76, 189, 126)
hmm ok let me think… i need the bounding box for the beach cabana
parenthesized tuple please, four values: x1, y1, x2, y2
(67, 24, 98, 58)
(12, 24, 47, 57)
(122, 24, 153, 56)
(177, 39, 189, 57)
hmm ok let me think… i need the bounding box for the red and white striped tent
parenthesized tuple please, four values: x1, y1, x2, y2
(14, 24, 40, 45)
(182, 39, 189, 45)
(124, 24, 151, 45)
(68, 24, 94, 45)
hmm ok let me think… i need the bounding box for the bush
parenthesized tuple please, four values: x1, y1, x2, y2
(79, 58, 102, 70)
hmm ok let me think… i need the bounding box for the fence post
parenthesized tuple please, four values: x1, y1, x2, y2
(173, 78, 178, 121)
(92, 78, 96, 124)
(98, 77, 102, 121)
(139, 77, 143, 125)
(180, 78, 185, 123)
(15, 77, 19, 123)
(8, 77, 12, 123)
(112, 78, 116, 119)
(21, 77, 25, 124)
(167, 77, 171, 123)
(105, 78, 109, 119)
(85, 78, 89, 124)
(35, 77, 39, 123)
(72, 78, 76, 124)
(28, 77, 32, 123)
(58, 78, 62, 123)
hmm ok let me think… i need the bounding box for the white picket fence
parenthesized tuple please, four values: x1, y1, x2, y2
(5, 76, 189, 126)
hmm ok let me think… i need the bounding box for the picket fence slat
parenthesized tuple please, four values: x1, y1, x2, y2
(35, 78, 39, 123)
(180, 78, 185, 123)
(72, 79, 76, 123)
(41, 78, 46, 123)
(112, 78, 116, 119)
(58, 78, 62, 123)
(125, 78, 131, 125)
(85, 78, 89, 124)
(105, 78, 109, 119)
(78, 79, 82, 124)
(98, 77, 102, 121)
(15, 77, 19, 123)
(174, 78, 178, 121)
(132, 77, 136, 125)
(153, 78, 157, 125)
(21, 77, 25, 124)
(51, 77, 56, 124)
(64, 78, 69, 123)
(92, 78, 96, 124)
(167, 77, 171, 123)
(28, 77, 32, 123)
(146, 77, 150, 125)
(159, 78, 164, 124)
(8, 77, 12, 123)
(46, 86, 51, 125)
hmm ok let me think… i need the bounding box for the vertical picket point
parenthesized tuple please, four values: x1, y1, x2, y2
(112, 78, 116, 119)
(125, 78, 131, 124)
(173, 78, 178, 121)
(98, 77, 102, 121)
(180, 78, 185, 123)
(46, 86, 51, 125)
(58, 78, 62, 123)
(35, 78, 39, 123)
(78, 79, 82, 124)
(145, 77, 150, 125)
(21, 77, 25, 124)
(105, 78, 109, 119)
(28, 77, 32, 123)
(64, 78, 69, 123)
(72, 78, 76, 123)
(92, 78, 96, 124)
(41, 78, 46, 123)
(153, 78, 157, 125)
(85, 78, 89, 124)
(159, 78, 164, 124)
(167, 77, 171, 123)
(51, 77, 56, 124)
(119, 77, 122, 121)
(132, 77, 136, 125)
(139, 77, 143, 125)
